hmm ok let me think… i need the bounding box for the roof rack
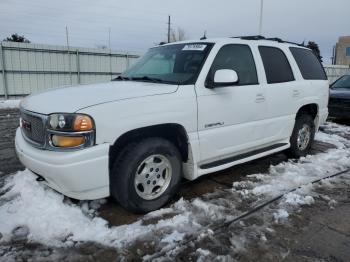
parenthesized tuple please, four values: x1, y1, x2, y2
(231, 35, 305, 47)
(235, 35, 266, 40)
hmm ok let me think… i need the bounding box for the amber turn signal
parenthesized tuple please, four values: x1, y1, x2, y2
(73, 115, 93, 131)
(52, 135, 85, 147)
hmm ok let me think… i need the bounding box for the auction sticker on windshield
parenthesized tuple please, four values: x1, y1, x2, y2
(182, 44, 207, 51)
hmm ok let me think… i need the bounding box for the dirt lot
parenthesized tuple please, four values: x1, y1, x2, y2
(1, 108, 350, 261)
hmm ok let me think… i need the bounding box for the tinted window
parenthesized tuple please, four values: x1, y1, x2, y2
(331, 75, 350, 89)
(290, 47, 327, 80)
(259, 46, 294, 84)
(208, 44, 258, 85)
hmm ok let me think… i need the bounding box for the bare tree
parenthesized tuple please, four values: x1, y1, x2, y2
(4, 33, 30, 43)
(170, 27, 186, 43)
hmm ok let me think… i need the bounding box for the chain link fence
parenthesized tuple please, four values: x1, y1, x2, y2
(324, 65, 350, 84)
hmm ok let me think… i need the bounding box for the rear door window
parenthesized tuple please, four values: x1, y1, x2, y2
(259, 46, 295, 84)
(289, 47, 327, 80)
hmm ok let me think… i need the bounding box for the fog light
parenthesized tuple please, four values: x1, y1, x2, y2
(51, 135, 85, 147)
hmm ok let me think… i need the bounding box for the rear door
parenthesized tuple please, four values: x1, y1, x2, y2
(257, 46, 298, 143)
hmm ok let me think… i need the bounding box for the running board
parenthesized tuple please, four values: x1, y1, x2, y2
(200, 143, 288, 169)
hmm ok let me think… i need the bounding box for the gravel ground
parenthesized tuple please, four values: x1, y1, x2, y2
(0, 108, 350, 261)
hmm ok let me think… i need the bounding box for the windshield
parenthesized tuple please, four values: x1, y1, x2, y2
(118, 43, 213, 85)
(331, 75, 350, 89)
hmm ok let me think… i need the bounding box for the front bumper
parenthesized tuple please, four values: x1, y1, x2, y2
(15, 128, 110, 200)
(328, 106, 350, 119)
(328, 98, 350, 119)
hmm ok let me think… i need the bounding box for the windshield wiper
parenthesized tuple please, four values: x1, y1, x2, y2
(130, 76, 165, 83)
(112, 75, 131, 81)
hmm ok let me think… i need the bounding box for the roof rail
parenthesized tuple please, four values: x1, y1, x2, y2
(231, 35, 305, 47)
(232, 35, 266, 40)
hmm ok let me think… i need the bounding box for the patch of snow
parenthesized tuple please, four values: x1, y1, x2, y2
(0, 122, 349, 257)
(196, 248, 212, 261)
(235, 131, 350, 199)
(0, 99, 21, 109)
(328, 199, 338, 209)
(260, 233, 267, 242)
(273, 209, 289, 222)
(230, 234, 247, 252)
(283, 192, 315, 206)
(161, 230, 185, 244)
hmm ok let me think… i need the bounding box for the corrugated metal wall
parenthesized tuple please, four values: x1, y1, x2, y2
(0, 41, 139, 98)
(324, 65, 350, 84)
(1, 42, 348, 98)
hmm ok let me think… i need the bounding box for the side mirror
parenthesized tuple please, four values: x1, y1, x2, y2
(213, 69, 238, 87)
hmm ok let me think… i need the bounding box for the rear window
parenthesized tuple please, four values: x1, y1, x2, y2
(259, 46, 295, 84)
(289, 47, 327, 80)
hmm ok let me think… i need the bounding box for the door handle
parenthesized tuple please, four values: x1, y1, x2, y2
(292, 90, 300, 97)
(255, 94, 265, 103)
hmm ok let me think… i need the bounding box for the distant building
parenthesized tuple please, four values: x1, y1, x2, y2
(334, 36, 350, 65)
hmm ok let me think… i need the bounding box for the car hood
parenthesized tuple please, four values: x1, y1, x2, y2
(330, 88, 350, 99)
(20, 81, 179, 114)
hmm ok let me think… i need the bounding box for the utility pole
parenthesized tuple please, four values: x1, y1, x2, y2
(108, 27, 112, 79)
(167, 15, 171, 43)
(108, 27, 111, 50)
(331, 45, 336, 65)
(258, 0, 264, 35)
(65, 26, 72, 84)
(65, 26, 70, 48)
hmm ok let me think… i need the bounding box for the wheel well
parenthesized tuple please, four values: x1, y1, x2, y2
(109, 124, 189, 170)
(296, 104, 318, 120)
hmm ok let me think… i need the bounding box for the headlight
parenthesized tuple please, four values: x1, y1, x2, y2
(48, 113, 94, 132)
(47, 113, 95, 149)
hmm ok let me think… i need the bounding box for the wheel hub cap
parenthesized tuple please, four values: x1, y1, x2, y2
(297, 124, 311, 151)
(134, 154, 172, 200)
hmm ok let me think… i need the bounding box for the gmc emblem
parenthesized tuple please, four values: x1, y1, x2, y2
(21, 118, 32, 132)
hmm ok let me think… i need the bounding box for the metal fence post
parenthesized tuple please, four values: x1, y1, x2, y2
(126, 52, 130, 69)
(109, 50, 112, 79)
(0, 42, 8, 99)
(76, 50, 80, 84)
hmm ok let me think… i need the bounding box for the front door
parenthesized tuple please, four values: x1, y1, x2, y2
(196, 44, 267, 164)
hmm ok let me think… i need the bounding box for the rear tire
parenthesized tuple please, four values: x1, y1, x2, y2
(287, 114, 315, 158)
(110, 137, 182, 213)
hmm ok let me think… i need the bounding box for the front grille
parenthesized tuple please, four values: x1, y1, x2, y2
(20, 110, 46, 147)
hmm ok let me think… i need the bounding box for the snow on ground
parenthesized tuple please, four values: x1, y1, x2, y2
(0, 99, 21, 109)
(0, 122, 350, 258)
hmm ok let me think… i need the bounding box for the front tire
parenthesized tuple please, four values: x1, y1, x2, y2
(110, 137, 182, 213)
(287, 114, 315, 158)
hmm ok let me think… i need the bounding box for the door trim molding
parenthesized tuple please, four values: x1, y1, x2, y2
(199, 143, 288, 169)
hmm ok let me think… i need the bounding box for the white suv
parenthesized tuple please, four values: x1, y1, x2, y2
(16, 36, 329, 213)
